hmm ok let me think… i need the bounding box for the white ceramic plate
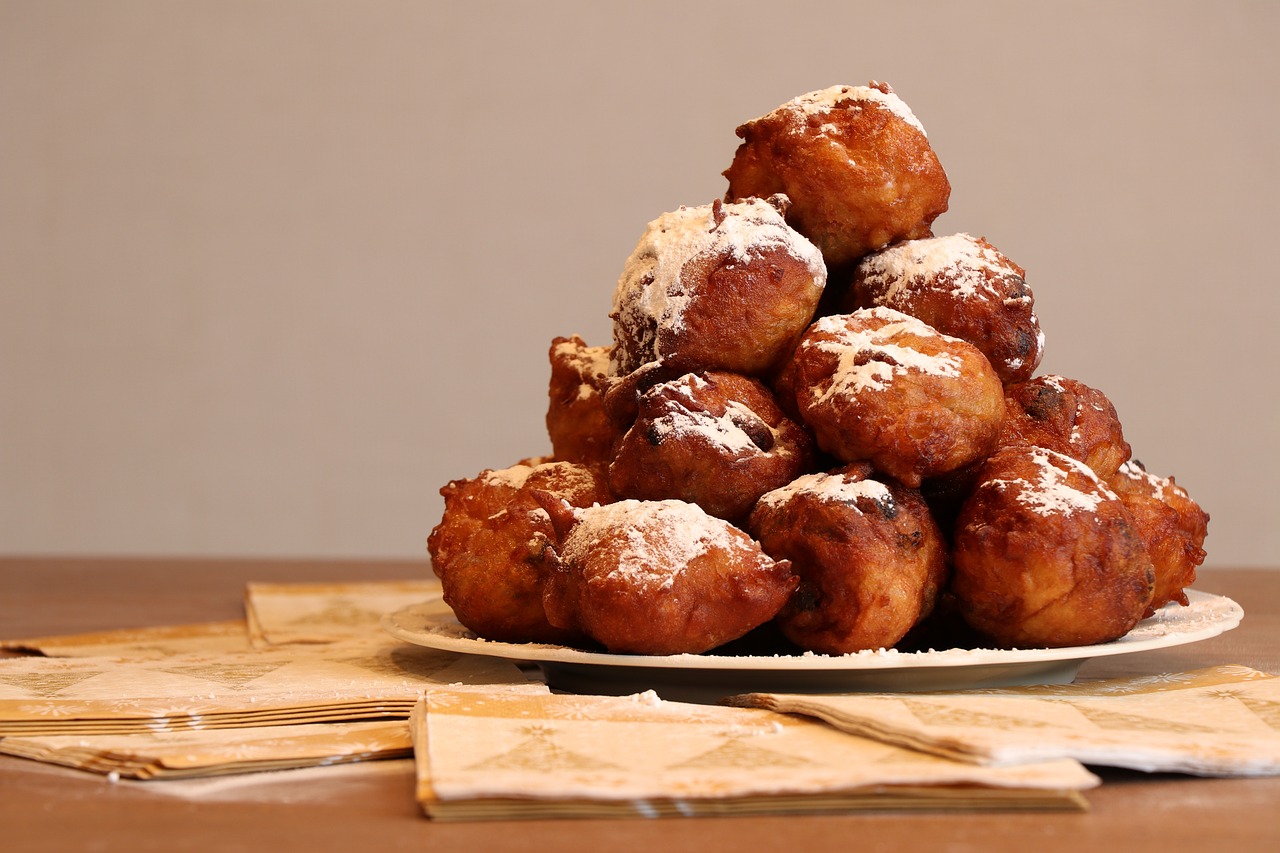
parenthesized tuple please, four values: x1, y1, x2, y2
(383, 590, 1243, 702)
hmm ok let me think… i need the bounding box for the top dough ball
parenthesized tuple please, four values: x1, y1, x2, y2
(724, 82, 950, 268)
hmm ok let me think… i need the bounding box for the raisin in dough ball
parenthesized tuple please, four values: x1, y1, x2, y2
(724, 82, 950, 268)
(427, 460, 612, 645)
(1108, 460, 1209, 616)
(848, 233, 1044, 384)
(610, 196, 826, 379)
(608, 371, 813, 522)
(1000, 374, 1131, 481)
(546, 334, 618, 466)
(538, 498, 797, 656)
(748, 466, 948, 655)
(779, 307, 1004, 487)
(951, 446, 1155, 648)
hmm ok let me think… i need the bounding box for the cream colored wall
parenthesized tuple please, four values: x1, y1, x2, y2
(2, 1, 1276, 566)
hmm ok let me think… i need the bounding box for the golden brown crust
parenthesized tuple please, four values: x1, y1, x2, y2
(607, 371, 814, 522)
(540, 499, 797, 655)
(723, 83, 950, 267)
(951, 446, 1155, 648)
(1108, 460, 1209, 616)
(1000, 375, 1131, 481)
(779, 307, 1005, 487)
(545, 335, 618, 466)
(748, 466, 948, 654)
(848, 234, 1044, 384)
(426, 461, 613, 645)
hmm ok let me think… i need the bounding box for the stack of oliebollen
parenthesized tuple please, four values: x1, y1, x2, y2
(428, 82, 1209, 659)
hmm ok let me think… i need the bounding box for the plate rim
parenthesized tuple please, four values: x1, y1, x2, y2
(382, 589, 1243, 674)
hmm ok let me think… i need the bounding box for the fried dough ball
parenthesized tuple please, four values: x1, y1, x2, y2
(723, 82, 950, 268)
(427, 460, 613, 645)
(748, 466, 948, 655)
(546, 335, 617, 466)
(608, 371, 814, 521)
(1108, 460, 1209, 616)
(610, 195, 826, 378)
(538, 498, 797, 655)
(847, 233, 1044, 384)
(1000, 375, 1131, 481)
(778, 307, 1004, 487)
(951, 446, 1155, 648)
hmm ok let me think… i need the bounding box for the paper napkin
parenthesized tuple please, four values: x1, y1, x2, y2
(244, 579, 441, 648)
(730, 665, 1280, 776)
(409, 688, 1099, 820)
(0, 719, 412, 780)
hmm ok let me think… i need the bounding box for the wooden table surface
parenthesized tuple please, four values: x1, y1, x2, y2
(2, 557, 1278, 852)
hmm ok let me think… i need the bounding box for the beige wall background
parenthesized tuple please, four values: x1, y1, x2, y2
(2, 0, 1277, 567)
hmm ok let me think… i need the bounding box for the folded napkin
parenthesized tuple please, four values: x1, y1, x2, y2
(244, 579, 441, 648)
(729, 665, 1280, 777)
(1, 621, 255, 658)
(0, 637, 542, 737)
(409, 688, 1099, 820)
(0, 719, 412, 780)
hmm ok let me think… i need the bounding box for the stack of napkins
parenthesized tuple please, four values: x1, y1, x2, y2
(0, 638, 534, 738)
(729, 665, 1280, 777)
(0, 719, 412, 780)
(409, 689, 1099, 820)
(0, 579, 540, 779)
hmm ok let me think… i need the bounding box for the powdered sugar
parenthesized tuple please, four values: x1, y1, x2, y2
(560, 500, 745, 591)
(987, 448, 1110, 517)
(859, 233, 1024, 304)
(756, 470, 893, 512)
(764, 84, 928, 137)
(644, 375, 779, 457)
(1115, 460, 1177, 500)
(804, 308, 963, 404)
(553, 338, 611, 401)
(479, 465, 535, 491)
(479, 461, 601, 505)
(648, 405, 764, 456)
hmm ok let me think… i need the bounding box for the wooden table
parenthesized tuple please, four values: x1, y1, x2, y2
(2, 557, 1278, 852)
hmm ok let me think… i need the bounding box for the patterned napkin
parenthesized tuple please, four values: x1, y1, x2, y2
(409, 688, 1099, 820)
(729, 665, 1280, 777)
(244, 579, 441, 648)
(0, 720, 412, 779)
(0, 637, 541, 737)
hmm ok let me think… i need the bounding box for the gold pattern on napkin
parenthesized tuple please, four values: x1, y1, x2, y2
(1, 621, 255, 659)
(244, 579, 441, 648)
(730, 665, 1280, 777)
(0, 720, 412, 779)
(0, 637, 542, 737)
(409, 689, 1098, 820)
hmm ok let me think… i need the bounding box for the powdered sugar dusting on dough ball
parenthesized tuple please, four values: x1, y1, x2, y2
(986, 447, 1111, 517)
(860, 233, 1025, 303)
(807, 307, 964, 403)
(756, 470, 893, 513)
(769, 84, 928, 137)
(560, 499, 747, 592)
